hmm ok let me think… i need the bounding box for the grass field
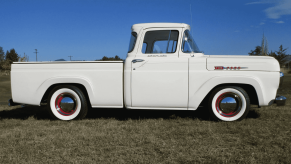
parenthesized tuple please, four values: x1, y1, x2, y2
(0, 73, 291, 163)
(0, 73, 11, 105)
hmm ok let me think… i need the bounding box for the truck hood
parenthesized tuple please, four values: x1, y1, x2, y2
(206, 55, 280, 72)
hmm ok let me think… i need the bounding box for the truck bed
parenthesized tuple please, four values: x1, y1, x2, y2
(11, 61, 124, 108)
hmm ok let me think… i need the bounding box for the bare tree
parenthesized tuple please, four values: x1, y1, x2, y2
(261, 33, 268, 56)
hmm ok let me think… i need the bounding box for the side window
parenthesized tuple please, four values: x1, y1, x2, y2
(153, 40, 168, 53)
(142, 43, 147, 53)
(168, 40, 177, 52)
(142, 30, 178, 54)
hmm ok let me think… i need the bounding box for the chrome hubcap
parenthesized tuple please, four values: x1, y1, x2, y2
(216, 92, 242, 117)
(60, 97, 76, 112)
(220, 97, 237, 113)
(55, 93, 78, 116)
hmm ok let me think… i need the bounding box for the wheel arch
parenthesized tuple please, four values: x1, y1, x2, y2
(189, 76, 264, 109)
(199, 83, 258, 107)
(36, 77, 94, 107)
(41, 83, 92, 107)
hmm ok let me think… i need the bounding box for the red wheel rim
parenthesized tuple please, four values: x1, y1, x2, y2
(55, 93, 78, 116)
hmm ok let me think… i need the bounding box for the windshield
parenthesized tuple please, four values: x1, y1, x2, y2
(182, 30, 201, 53)
(128, 32, 137, 53)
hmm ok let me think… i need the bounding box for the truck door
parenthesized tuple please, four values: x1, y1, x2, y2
(131, 28, 188, 109)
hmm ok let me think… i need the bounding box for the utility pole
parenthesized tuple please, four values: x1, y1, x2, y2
(68, 56, 73, 61)
(34, 49, 38, 61)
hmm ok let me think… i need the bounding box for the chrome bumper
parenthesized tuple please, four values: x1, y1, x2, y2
(275, 95, 287, 106)
(274, 72, 287, 106)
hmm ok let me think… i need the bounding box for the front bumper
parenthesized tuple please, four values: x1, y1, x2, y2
(275, 95, 287, 106)
(274, 72, 287, 106)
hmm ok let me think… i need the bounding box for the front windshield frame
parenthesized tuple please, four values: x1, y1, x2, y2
(181, 29, 201, 53)
(128, 32, 137, 53)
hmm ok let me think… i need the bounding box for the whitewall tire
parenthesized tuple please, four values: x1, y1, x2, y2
(48, 85, 88, 120)
(208, 86, 250, 121)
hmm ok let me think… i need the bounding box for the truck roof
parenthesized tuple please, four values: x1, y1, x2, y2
(132, 23, 190, 32)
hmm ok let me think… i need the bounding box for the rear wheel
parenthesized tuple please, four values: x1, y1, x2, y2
(48, 85, 88, 120)
(208, 86, 250, 121)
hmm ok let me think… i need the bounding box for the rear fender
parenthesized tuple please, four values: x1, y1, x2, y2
(36, 76, 94, 105)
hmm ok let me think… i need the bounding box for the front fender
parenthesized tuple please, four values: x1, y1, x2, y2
(188, 76, 264, 110)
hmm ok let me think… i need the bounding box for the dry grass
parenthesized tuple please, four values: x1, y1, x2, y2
(0, 74, 290, 163)
(0, 73, 11, 105)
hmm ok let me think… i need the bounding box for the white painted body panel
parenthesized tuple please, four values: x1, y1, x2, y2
(131, 57, 188, 108)
(207, 55, 280, 72)
(10, 23, 281, 111)
(188, 56, 280, 109)
(11, 62, 124, 107)
(129, 27, 188, 109)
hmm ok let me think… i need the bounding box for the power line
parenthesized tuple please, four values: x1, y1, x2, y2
(68, 56, 73, 61)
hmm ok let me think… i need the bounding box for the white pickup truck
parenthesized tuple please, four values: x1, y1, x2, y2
(9, 23, 286, 121)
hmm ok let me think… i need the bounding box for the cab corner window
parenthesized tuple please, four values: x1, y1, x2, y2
(128, 32, 137, 53)
(142, 30, 178, 54)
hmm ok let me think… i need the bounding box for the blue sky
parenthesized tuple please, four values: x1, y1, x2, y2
(0, 0, 290, 61)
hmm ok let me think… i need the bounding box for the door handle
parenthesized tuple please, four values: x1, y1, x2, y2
(132, 59, 144, 63)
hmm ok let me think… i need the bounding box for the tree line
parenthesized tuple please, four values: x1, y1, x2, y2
(0, 46, 28, 73)
(248, 44, 290, 68)
(96, 55, 124, 61)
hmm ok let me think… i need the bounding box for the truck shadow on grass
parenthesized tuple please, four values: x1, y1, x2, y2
(87, 107, 260, 121)
(0, 106, 51, 120)
(0, 105, 260, 121)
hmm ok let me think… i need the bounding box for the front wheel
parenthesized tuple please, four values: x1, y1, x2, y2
(48, 85, 88, 120)
(208, 86, 250, 121)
